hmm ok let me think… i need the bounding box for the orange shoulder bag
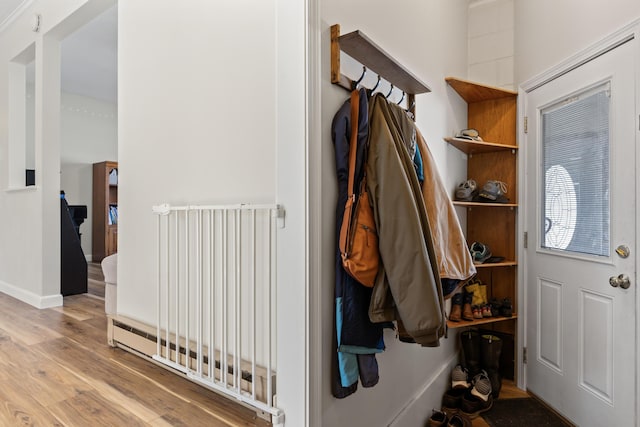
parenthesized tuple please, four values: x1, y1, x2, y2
(338, 89, 379, 287)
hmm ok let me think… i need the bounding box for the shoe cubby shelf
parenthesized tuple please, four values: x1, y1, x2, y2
(453, 201, 518, 208)
(444, 137, 517, 155)
(446, 76, 519, 381)
(447, 314, 517, 329)
(473, 261, 517, 268)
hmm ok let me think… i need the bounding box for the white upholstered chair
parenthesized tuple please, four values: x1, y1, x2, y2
(101, 253, 117, 315)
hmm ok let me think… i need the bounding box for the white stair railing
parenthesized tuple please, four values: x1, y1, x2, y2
(152, 203, 284, 425)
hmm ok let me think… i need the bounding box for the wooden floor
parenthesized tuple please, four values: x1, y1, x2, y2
(0, 270, 270, 426)
(87, 262, 106, 298)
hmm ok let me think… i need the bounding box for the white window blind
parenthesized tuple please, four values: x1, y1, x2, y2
(541, 82, 610, 257)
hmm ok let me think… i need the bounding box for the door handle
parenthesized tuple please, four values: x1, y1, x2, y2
(609, 274, 631, 289)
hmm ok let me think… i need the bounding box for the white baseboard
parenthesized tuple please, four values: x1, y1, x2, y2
(387, 352, 460, 427)
(0, 280, 63, 308)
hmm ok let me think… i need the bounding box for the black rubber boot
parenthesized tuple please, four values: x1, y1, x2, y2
(460, 330, 482, 378)
(481, 334, 503, 398)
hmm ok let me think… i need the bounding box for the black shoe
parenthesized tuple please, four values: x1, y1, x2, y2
(500, 298, 513, 317)
(480, 334, 503, 398)
(489, 298, 502, 317)
(460, 330, 482, 378)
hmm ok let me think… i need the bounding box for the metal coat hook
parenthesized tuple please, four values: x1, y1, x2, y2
(397, 91, 405, 105)
(352, 66, 367, 90)
(385, 84, 394, 99)
(370, 75, 381, 93)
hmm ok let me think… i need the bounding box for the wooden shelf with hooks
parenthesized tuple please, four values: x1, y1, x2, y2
(331, 24, 431, 117)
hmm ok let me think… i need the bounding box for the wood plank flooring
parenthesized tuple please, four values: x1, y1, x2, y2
(87, 262, 106, 298)
(0, 282, 270, 426)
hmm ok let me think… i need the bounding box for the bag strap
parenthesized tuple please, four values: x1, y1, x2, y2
(339, 90, 360, 259)
(347, 89, 359, 199)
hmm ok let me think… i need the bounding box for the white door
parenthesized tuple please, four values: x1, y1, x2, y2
(524, 39, 636, 426)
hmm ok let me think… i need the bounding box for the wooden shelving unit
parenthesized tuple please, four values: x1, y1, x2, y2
(92, 161, 118, 262)
(474, 261, 517, 269)
(447, 314, 517, 329)
(453, 200, 518, 208)
(444, 137, 517, 155)
(445, 77, 519, 378)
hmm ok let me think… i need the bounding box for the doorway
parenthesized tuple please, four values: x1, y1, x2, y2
(521, 30, 637, 426)
(58, 4, 118, 297)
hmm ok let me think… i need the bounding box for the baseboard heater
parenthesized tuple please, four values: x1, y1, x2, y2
(107, 314, 278, 423)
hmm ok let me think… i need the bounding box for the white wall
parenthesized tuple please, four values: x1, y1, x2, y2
(117, 1, 308, 424)
(319, 1, 469, 426)
(60, 92, 117, 259)
(0, 0, 115, 307)
(515, 0, 640, 84)
(117, 0, 277, 341)
(468, 0, 514, 90)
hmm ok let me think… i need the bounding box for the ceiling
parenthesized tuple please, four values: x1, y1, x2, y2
(1, 2, 118, 104)
(61, 5, 117, 104)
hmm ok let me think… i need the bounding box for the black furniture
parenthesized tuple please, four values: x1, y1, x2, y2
(68, 205, 88, 242)
(61, 193, 88, 296)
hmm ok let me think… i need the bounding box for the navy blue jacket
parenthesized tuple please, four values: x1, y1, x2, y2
(332, 89, 384, 349)
(331, 89, 383, 398)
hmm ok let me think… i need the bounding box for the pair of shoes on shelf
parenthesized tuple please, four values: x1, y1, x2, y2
(489, 297, 513, 317)
(471, 304, 493, 319)
(453, 279, 513, 321)
(454, 180, 509, 203)
(462, 291, 474, 321)
(465, 279, 491, 319)
(441, 364, 493, 421)
(448, 289, 476, 322)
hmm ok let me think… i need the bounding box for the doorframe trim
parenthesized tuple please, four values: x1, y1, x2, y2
(306, 0, 322, 425)
(518, 19, 640, 423)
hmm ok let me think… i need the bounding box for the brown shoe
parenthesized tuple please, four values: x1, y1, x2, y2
(473, 306, 483, 319)
(447, 413, 472, 427)
(428, 409, 448, 427)
(461, 371, 493, 419)
(449, 293, 463, 322)
(462, 292, 474, 321)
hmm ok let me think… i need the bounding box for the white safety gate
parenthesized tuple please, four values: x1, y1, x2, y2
(152, 203, 284, 425)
